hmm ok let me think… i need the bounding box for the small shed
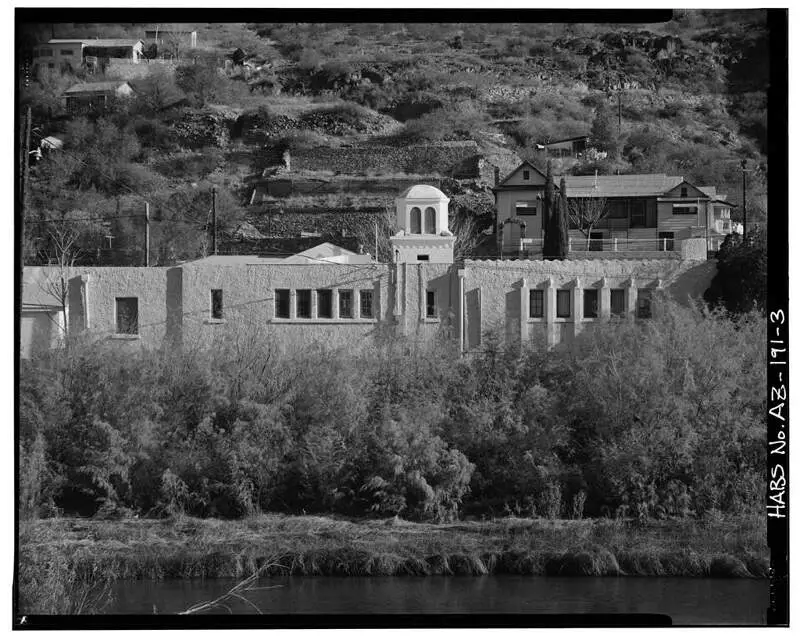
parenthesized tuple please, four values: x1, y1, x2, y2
(63, 81, 135, 114)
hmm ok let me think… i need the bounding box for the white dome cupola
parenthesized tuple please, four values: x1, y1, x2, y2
(390, 184, 454, 264)
(395, 184, 451, 235)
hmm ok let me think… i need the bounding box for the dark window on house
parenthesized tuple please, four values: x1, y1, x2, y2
(515, 201, 537, 217)
(426, 290, 436, 318)
(529, 289, 544, 318)
(297, 290, 311, 318)
(360, 290, 373, 318)
(275, 289, 290, 318)
(589, 232, 603, 251)
(637, 289, 653, 319)
(583, 289, 598, 318)
(317, 289, 332, 318)
(417, 254, 430, 261)
(211, 289, 223, 319)
(116, 297, 138, 334)
(410, 207, 421, 234)
(48, 62, 55, 69)
(680, 187, 688, 198)
(556, 289, 571, 318)
(658, 232, 675, 251)
(610, 289, 626, 316)
(60, 49, 74, 56)
(672, 204, 698, 215)
(523, 170, 530, 180)
(339, 290, 353, 318)
(424, 207, 436, 234)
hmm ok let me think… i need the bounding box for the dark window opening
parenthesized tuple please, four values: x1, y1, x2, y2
(637, 289, 653, 319)
(339, 290, 353, 318)
(116, 297, 138, 334)
(360, 290, 373, 318)
(680, 187, 688, 198)
(297, 290, 311, 318)
(410, 207, 421, 234)
(658, 232, 675, 251)
(317, 289, 332, 318)
(275, 289, 290, 318)
(424, 207, 436, 234)
(589, 232, 603, 251)
(417, 254, 430, 261)
(523, 170, 530, 180)
(610, 289, 626, 316)
(426, 290, 436, 318)
(529, 289, 544, 318)
(583, 289, 599, 318)
(556, 289, 571, 318)
(211, 289, 223, 319)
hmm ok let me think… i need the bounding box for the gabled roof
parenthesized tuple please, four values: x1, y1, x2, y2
(542, 135, 589, 146)
(284, 242, 372, 264)
(494, 160, 548, 190)
(64, 81, 133, 95)
(555, 174, 685, 198)
(80, 39, 144, 48)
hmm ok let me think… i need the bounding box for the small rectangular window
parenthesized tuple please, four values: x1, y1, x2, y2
(556, 289, 571, 318)
(317, 289, 332, 318)
(60, 49, 74, 56)
(583, 289, 598, 319)
(116, 297, 138, 334)
(417, 254, 430, 261)
(360, 290, 373, 318)
(523, 170, 530, 180)
(515, 201, 537, 217)
(672, 204, 698, 215)
(339, 290, 353, 318)
(211, 289, 223, 320)
(610, 289, 626, 316)
(297, 290, 311, 319)
(529, 289, 544, 318)
(275, 289, 290, 318)
(426, 290, 436, 318)
(637, 289, 653, 319)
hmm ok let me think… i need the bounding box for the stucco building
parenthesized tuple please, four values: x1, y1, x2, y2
(21, 184, 716, 358)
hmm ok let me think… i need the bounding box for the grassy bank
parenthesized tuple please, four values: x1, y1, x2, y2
(19, 513, 768, 594)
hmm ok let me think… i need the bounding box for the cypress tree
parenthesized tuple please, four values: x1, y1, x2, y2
(556, 176, 570, 259)
(542, 161, 554, 259)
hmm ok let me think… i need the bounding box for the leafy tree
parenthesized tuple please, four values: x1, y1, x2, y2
(175, 59, 221, 106)
(704, 228, 767, 314)
(589, 102, 619, 159)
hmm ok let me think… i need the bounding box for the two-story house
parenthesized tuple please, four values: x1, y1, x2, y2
(494, 161, 736, 258)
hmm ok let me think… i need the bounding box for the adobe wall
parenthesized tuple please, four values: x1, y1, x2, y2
(179, 262, 393, 352)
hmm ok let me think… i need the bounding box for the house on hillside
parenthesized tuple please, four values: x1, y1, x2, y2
(33, 38, 144, 74)
(63, 81, 135, 114)
(537, 135, 589, 158)
(144, 27, 198, 49)
(494, 161, 735, 257)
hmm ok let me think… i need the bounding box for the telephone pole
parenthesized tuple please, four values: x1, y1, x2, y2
(20, 106, 31, 275)
(144, 202, 150, 266)
(211, 186, 217, 255)
(741, 159, 747, 240)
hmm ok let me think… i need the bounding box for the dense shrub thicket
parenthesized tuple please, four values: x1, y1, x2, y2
(19, 300, 766, 522)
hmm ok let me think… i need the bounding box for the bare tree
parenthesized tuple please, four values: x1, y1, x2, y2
(567, 197, 609, 250)
(451, 212, 482, 261)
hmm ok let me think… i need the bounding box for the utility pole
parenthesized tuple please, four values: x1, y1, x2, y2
(211, 186, 217, 255)
(741, 159, 747, 241)
(20, 106, 31, 274)
(144, 202, 150, 266)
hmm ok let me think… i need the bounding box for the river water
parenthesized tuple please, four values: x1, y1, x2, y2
(110, 576, 769, 624)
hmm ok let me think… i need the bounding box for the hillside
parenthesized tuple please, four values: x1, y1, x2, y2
(19, 13, 770, 266)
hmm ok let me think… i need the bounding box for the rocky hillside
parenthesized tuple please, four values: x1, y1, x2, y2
(19, 12, 772, 265)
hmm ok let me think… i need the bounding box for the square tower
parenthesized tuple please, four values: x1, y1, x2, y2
(390, 184, 455, 264)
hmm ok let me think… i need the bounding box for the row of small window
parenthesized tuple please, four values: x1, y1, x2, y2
(274, 288, 374, 319)
(409, 207, 437, 234)
(529, 288, 652, 320)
